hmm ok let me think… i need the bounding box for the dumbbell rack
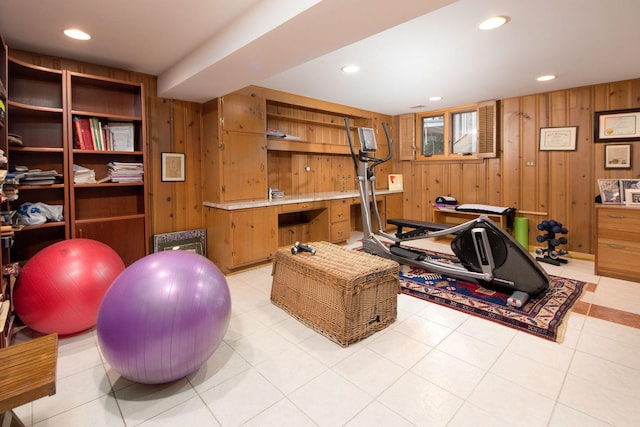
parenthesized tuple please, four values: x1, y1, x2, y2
(535, 219, 568, 266)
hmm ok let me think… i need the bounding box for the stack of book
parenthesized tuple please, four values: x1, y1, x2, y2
(1, 171, 18, 202)
(73, 164, 96, 184)
(108, 161, 143, 183)
(73, 117, 135, 152)
(14, 167, 62, 186)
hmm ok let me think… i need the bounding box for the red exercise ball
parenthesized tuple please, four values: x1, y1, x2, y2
(14, 238, 125, 335)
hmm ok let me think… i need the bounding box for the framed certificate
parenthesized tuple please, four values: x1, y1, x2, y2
(595, 109, 640, 142)
(539, 126, 577, 151)
(604, 144, 631, 169)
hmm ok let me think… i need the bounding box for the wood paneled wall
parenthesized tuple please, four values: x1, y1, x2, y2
(9, 50, 204, 241)
(396, 79, 640, 256)
(267, 152, 358, 194)
(11, 49, 640, 257)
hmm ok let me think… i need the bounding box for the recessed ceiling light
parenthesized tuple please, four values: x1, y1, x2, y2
(341, 65, 360, 73)
(537, 74, 557, 82)
(429, 96, 443, 101)
(479, 16, 509, 30)
(64, 28, 91, 41)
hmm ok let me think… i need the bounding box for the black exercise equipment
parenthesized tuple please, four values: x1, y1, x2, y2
(291, 241, 317, 255)
(535, 220, 568, 265)
(343, 118, 550, 307)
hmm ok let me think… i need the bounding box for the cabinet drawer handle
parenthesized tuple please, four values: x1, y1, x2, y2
(607, 214, 625, 219)
(607, 243, 626, 249)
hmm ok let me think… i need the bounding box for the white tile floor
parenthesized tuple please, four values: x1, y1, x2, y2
(10, 233, 640, 426)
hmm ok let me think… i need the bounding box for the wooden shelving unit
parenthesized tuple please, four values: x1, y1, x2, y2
(0, 32, 10, 347)
(67, 72, 148, 265)
(0, 58, 149, 267)
(265, 99, 370, 153)
(6, 57, 68, 263)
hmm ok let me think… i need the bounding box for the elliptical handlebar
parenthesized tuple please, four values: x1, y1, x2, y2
(343, 117, 393, 176)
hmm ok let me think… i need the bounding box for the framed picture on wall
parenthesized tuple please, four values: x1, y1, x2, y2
(161, 152, 185, 182)
(597, 179, 622, 204)
(539, 126, 577, 151)
(604, 144, 632, 169)
(594, 108, 640, 142)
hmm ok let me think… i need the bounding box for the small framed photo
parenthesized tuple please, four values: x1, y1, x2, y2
(161, 152, 185, 182)
(153, 228, 206, 256)
(625, 189, 640, 206)
(539, 126, 578, 151)
(604, 144, 632, 169)
(598, 179, 622, 204)
(388, 174, 403, 191)
(595, 108, 640, 142)
(621, 179, 640, 202)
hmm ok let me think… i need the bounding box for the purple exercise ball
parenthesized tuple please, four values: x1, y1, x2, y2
(96, 250, 231, 384)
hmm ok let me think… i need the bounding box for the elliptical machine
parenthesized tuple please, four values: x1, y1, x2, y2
(344, 118, 549, 307)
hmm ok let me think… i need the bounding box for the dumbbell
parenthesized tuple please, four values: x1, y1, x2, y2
(291, 241, 316, 255)
(535, 247, 548, 256)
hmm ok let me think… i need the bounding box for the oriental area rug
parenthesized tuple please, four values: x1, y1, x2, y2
(394, 249, 588, 342)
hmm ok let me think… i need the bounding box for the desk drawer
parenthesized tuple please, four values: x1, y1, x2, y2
(596, 238, 640, 281)
(331, 200, 351, 223)
(597, 208, 640, 242)
(331, 220, 351, 243)
(280, 201, 325, 213)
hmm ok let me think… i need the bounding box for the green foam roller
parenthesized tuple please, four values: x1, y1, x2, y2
(513, 217, 529, 249)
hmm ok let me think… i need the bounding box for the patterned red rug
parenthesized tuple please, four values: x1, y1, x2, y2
(396, 249, 587, 342)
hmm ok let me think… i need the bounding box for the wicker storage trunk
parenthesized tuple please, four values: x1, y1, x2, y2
(271, 241, 400, 347)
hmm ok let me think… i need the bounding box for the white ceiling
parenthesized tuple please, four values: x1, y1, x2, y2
(2, 0, 640, 116)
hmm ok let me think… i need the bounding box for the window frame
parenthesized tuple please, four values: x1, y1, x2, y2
(414, 102, 496, 161)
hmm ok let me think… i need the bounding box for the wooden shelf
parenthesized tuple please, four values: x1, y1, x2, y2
(72, 149, 143, 155)
(74, 181, 143, 188)
(266, 112, 346, 129)
(18, 221, 66, 231)
(267, 137, 351, 154)
(7, 100, 63, 114)
(8, 146, 64, 153)
(17, 184, 65, 190)
(71, 110, 142, 121)
(75, 213, 146, 223)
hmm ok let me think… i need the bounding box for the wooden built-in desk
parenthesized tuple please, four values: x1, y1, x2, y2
(0, 334, 58, 426)
(204, 190, 403, 273)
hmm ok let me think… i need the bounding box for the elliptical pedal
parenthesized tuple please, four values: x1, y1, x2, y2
(389, 244, 428, 261)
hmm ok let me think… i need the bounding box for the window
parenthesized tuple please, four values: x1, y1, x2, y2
(451, 110, 477, 154)
(422, 115, 444, 156)
(415, 101, 497, 160)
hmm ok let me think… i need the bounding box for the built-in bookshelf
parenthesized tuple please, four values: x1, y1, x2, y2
(1, 61, 147, 266)
(67, 72, 148, 265)
(0, 33, 9, 340)
(6, 57, 68, 262)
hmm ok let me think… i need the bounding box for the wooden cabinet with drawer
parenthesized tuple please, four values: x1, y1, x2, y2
(206, 206, 278, 274)
(595, 205, 640, 281)
(330, 198, 353, 243)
